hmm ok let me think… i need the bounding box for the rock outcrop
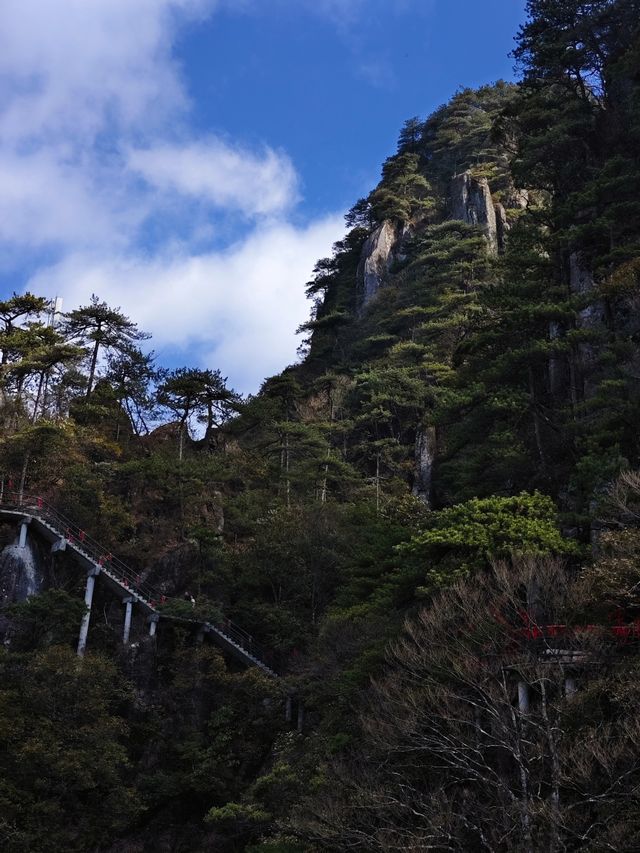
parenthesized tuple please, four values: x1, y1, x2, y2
(412, 424, 436, 507)
(356, 220, 397, 311)
(146, 540, 200, 596)
(569, 251, 596, 299)
(450, 171, 499, 255)
(503, 186, 529, 210)
(569, 251, 607, 396)
(548, 320, 565, 396)
(494, 202, 509, 253)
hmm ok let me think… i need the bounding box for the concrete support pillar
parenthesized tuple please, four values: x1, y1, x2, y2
(18, 520, 29, 549)
(148, 614, 159, 637)
(285, 696, 293, 724)
(565, 676, 577, 697)
(518, 680, 530, 714)
(122, 597, 133, 645)
(77, 568, 99, 657)
(297, 701, 305, 734)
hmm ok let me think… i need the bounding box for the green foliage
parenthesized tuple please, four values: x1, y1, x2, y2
(158, 595, 222, 623)
(206, 801, 270, 824)
(369, 151, 435, 223)
(156, 365, 241, 459)
(62, 294, 150, 398)
(0, 646, 138, 853)
(402, 491, 577, 587)
(418, 81, 518, 192)
(7, 591, 86, 650)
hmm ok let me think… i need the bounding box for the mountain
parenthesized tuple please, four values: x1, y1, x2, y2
(1, 2, 640, 850)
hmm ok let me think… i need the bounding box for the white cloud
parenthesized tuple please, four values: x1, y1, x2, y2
(27, 216, 344, 394)
(0, 149, 143, 250)
(0, 0, 221, 252)
(0, 0, 346, 392)
(128, 140, 299, 217)
(0, 0, 214, 144)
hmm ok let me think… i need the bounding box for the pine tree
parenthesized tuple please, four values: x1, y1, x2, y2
(61, 295, 150, 397)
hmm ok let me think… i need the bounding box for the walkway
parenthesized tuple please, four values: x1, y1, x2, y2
(0, 492, 278, 677)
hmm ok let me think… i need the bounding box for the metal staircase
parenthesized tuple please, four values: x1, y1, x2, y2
(0, 492, 278, 677)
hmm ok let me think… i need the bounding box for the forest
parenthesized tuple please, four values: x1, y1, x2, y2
(1, 1, 640, 850)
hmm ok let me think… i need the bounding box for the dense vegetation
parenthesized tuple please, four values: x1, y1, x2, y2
(1, 1, 640, 850)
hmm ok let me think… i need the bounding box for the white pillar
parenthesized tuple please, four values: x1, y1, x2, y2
(518, 680, 530, 714)
(122, 597, 133, 645)
(77, 569, 99, 657)
(148, 615, 159, 637)
(18, 520, 29, 548)
(565, 676, 577, 697)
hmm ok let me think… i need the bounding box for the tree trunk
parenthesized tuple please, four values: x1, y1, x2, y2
(321, 389, 335, 504)
(123, 398, 138, 438)
(205, 398, 214, 449)
(18, 450, 30, 503)
(528, 365, 547, 468)
(504, 670, 534, 853)
(540, 678, 562, 851)
(285, 434, 290, 508)
(41, 373, 50, 419)
(32, 372, 45, 424)
(178, 419, 186, 462)
(86, 337, 100, 397)
(320, 447, 330, 504)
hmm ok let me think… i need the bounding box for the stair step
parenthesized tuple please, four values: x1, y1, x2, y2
(3, 502, 278, 676)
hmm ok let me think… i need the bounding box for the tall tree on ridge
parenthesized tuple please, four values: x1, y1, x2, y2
(156, 367, 240, 460)
(0, 293, 48, 366)
(61, 295, 150, 398)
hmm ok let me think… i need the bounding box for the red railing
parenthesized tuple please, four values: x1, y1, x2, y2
(0, 490, 277, 672)
(1, 491, 164, 606)
(516, 613, 640, 644)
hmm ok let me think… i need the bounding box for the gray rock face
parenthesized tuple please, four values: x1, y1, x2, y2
(569, 251, 595, 297)
(503, 186, 529, 210)
(357, 220, 397, 310)
(569, 251, 607, 396)
(450, 171, 498, 255)
(412, 424, 436, 507)
(146, 540, 200, 596)
(208, 490, 225, 534)
(548, 320, 564, 396)
(494, 202, 509, 253)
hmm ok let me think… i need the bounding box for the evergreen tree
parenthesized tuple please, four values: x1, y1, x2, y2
(0, 293, 48, 366)
(156, 367, 240, 460)
(369, 152, 434, 224)
(61, 295, 150, 397)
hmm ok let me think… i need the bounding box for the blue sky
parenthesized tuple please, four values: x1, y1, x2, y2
(0, 0, 527, 394)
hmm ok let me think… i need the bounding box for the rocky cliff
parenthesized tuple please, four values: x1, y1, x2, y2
(356, 220, 398, 310)
(449, 170, 499, 255)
